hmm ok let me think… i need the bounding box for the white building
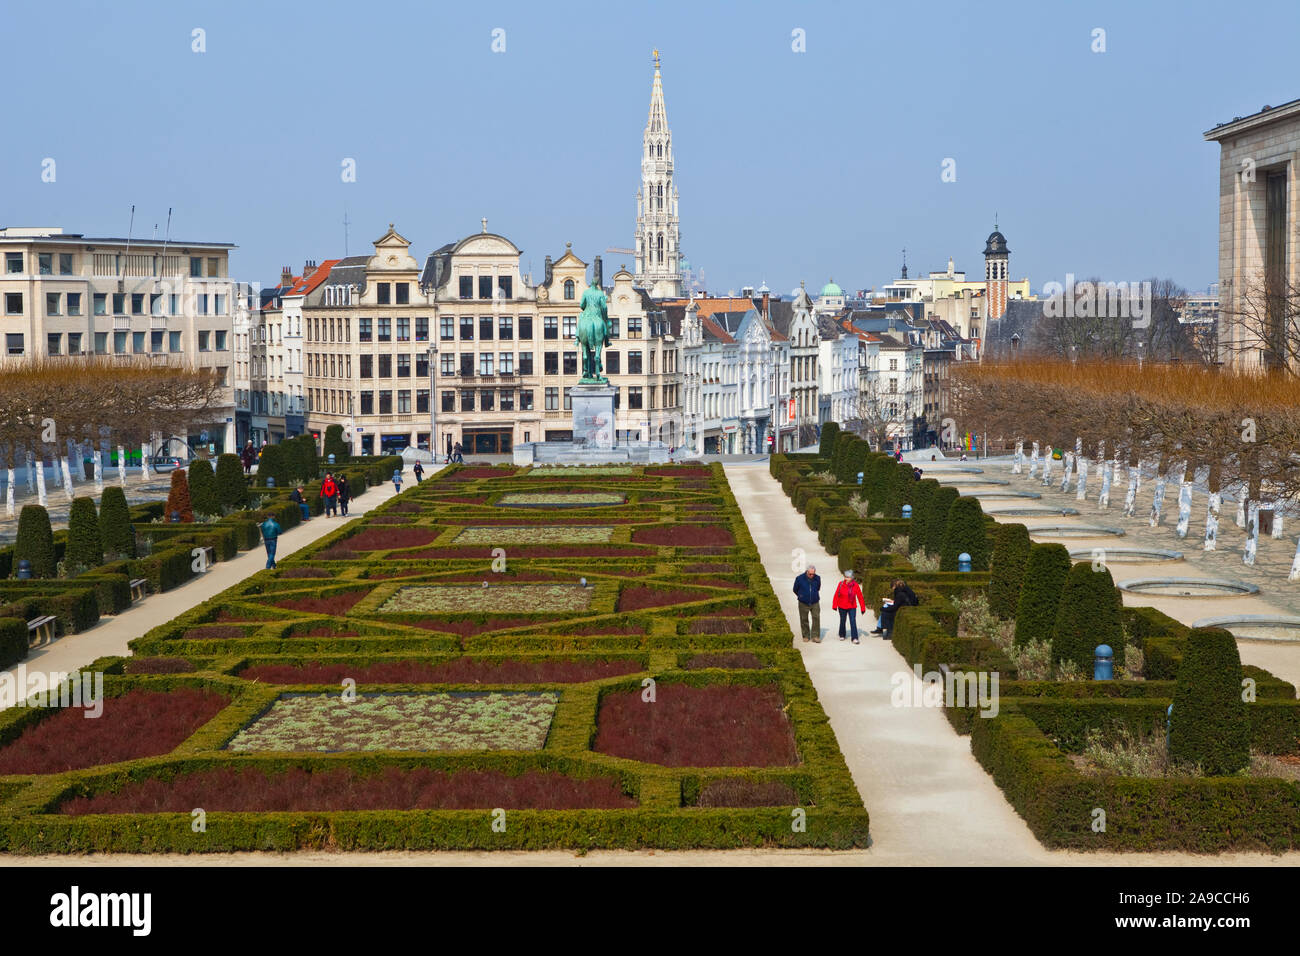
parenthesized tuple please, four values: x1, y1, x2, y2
(634, 51, 683, 298)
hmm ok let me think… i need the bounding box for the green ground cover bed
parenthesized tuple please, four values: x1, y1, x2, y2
(0, 461, 866, 852)
(497, 493, 626, 507)
(226, 692, 560, 752)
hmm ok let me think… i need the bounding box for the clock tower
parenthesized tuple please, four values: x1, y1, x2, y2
(633, 50, 683, 298)
(984, 223, 1010, 321)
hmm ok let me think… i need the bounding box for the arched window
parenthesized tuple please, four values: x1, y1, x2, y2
(564, 279, 575, 300)
(656, 233, 664, 264)
(656, 143, 662, 158)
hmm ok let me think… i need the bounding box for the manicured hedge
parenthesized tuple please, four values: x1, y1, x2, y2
(987, 523, 1029, 619)
(1169, 627, 1250, 775)
(1012, 543, 1070, 647)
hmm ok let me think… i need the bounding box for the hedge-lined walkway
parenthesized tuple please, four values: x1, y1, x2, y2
(0, 474, 413, 695)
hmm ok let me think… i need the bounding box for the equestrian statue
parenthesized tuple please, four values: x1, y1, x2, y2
(576, 280, 610, 384)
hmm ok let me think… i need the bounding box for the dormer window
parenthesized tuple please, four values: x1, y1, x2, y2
(564, 279, 575, 300)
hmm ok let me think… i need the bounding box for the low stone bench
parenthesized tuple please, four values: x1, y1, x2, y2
(27, 615, 56, 648)
(129, 578, 148, 602)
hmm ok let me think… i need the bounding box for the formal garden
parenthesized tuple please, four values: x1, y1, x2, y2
(0, 463, 868, 852)
(771, 423, 1300, 853)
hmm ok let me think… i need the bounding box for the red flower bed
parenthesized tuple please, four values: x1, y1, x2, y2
(59, 766, 636, 814)
(646, 467, 711, 478)
(688, 577, 746, 589)
(568, 623, 647, 636)
(124, 657, 194, 674)
(0, 688, 228, 775)
(438, 496, 487, 505)
(617, 586, 711, 612)
(240, 657, 642, 684)
(344, 527, 438, 551)
(688, 618, 751, 634)
(685, 564, 735, 574)
(388, 502, 424, 514)
(697, 779, 798, 807)
(183, 625, 249, 641)
(279, 568, 333, 579)
(594, 684, 798, 767)
(369, 515, 415, 524)
(291, 627, 360, 638)
(316, 545, 357, 560)
(273, 589, 369, 615)
(686, 504, 720, 512)
(406, 546, 648, 559)
(632, 525, 734, 546)
(411, 616, 544, 636)
(447, 467, 513, 480)
(683, 652, 764, 670)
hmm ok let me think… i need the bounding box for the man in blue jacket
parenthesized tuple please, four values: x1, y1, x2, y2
(261, 515, 282, 569)
(793, 565, 822, 643)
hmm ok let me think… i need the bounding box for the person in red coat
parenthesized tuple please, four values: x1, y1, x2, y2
(319, 473, 339, 516)
(832, 569, 867, 643)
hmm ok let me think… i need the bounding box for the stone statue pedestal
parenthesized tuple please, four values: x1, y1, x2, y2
(571, 384, 616, 450)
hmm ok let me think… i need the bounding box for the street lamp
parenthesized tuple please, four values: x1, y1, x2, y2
(427, 344, 438, 463)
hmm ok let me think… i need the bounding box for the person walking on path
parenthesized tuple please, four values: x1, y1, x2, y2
(319, 473, 339, 516)
(453, 442, 464, 464)
(260, 514, 282, 569)
(832, 569, 867, 643)
(289, 485, 309, 521)
(413, 461, 425, 483)
(241, 441, 256, 475)
(793, 564, 822, 643)
(392, 468, 403, 493)
(337, 475, 350, 516)
(872, 578, 919, 638)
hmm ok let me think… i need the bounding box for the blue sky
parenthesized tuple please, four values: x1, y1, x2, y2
(3, 0, 1297, 295)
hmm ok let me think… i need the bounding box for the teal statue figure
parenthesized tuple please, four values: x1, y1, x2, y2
(576, 281, 610, 384)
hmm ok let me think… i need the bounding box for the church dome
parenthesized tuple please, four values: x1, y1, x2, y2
(983, 230, 1009, 256)
(820, 279, 843, 297)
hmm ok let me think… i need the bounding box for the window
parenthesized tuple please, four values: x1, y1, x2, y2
(207, 257, 220, 278)
(460, 316, 474, 340)
(460, 353, 474, 376)
(498, 276, 512, 299)
(608, 317, 620, 339)
(396, 317, 409, 342)
(378, 354, 392, 377)
(441, 390, 455, 412)
(197, 295, 209, 315)
(519, 316, 533, 339)
(518, 351, 534, 375)
(416, 389, 429, 413)
(415, 317, 428, 341)
(199, 331, 211, 351)
(544, 316, 558, 339)
(562, 316, 576, 339)
(129, 293, 143, 314)
(169, 331, 181, 352)
(59, 253, 73, 275)
(479, 316, 494, 340)
(4, 293, 21, 315)
(499, 352, 514, 374)
(459, 276, 474, 299)
(520, 389, 534, 411)
(606, 351, 620, 374)
(563, 387, 572, 410)
(563, 352, 577, 375)
(563, 279, 575, 300)
(360, 391, 374, 414)
(544, 387, 559, 410)
(360, 354, 373, 378)
(359, 318, 372, 342)
(93, 293, 106, 315)
(500, 389, 514, 411)
(397, 354, 411, 377)
(480, 390, 495, 411)
(132, 331, 146, 353)
(629, 387, 643, 409)
(151, 330, 164, 353)
(6, 333, 24, 355)
(376, 283, 390, 305)
(378, 318, 391, 342)
(613, 387, 621, 409)
(149, 292, 162, 315)
(45, 292, 60, 315)
(47, 333, 61, 355)
(416, 353, 428, 377)
(498, 315, 513, 339)
(440, 353, 454, 375)
(649, 385, 657, 408)
(627, 316, 642, 337)
(112, 293, 125, 313)
(461, 389, 474, 411)
(4, 253, 22, 274)
(94, 332, 108, 354)
(190, 257, 203, 277)
(113, 331, 127, 354)
(889, 358, 898, 371)
(395, 283, 409, 305)
(480, 353, 494, 375)
(67, 332, 81, 354)
(170, 294, 179, 314)
(478, 275, 493, 300)
(215, 294, 226, 314)
(38, 253, 53, 275)
(628, 351, 643, 374)
(397, 390, 411, 413)
(216, 330, 228, 350)
(440, 316, 454, 340)
(544, 352, 558, 375)
(378, 390, 393, 414)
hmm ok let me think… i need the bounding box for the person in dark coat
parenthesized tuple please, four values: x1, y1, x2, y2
(337, 475, 350, 516)
(792, 565, 822, 643)
(413, 461, 425, 483)
(260, 515, 281, 569)
(453, 442, 464, 464)
(241, 441, 256, 475)
(872, 578, 919, 638)
(288, 486, 309, 521)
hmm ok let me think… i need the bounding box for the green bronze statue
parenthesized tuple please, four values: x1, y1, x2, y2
(577, 281, 610, 384)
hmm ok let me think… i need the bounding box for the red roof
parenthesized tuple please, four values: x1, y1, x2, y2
(699, 315, 736, 344)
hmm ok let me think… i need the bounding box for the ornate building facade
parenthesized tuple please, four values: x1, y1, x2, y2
(633, 51, 683, 298)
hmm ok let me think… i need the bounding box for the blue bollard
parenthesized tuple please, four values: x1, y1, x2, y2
(957, 552, 971, 572)
(327, 454, 336, 465)
(1094, 644, 1114, 680)
(266, 476, 276, 488)
(902, 504, 912, 519)
(1165, 702, 1173, 752)
(856, 471, 864, 485)
(16, 560, 31, 580)
(170, 511, 181, 523)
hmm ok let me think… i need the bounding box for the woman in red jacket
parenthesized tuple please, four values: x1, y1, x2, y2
(319, 474, 339, 517)
(832, 569, 867, 643)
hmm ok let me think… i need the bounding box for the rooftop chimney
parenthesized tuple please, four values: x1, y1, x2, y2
(281, 265, 293, 288)
(761, 290, 770, 320)
(303, 260, 316, 279)
(543, 255, 553, 286)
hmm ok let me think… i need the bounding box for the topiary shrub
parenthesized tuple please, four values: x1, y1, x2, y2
(1050, 561, 1124, 672)
(988, 523, 1030, 619)
(164, 469, 194, 522)
(909, 478, 939, 538)
(324, 424, 349, 463)
(939, 497, 988, 571)
(885, 458, 915, 518)
(257, 443, 289, 488)
(188, 458, 220, 517)
(1012, 543, 1071, 647)
(923, 486, 959, 559)
(64, 496, 104, 573)
(298, 434, 320, 482)
(1168, 627, 1250, 775)
(14, 505, 56, 578)
(818, 422, 840, 460)
(215, 453, 248, 509)
(99, 486, 136, 559)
